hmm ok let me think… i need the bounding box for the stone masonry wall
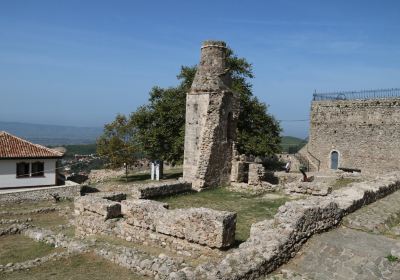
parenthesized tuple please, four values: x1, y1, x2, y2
(183, 41, 239, 190)
(122, 199, 236, 248)
(168, 172, 400, 280)
(308, 99, 400, 174)
(74, 196, 237, 249)
(131, 181, 192, 199)
(0, 184, 81, 203)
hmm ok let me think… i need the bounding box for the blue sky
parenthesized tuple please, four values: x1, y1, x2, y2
(1, 0, 399, 138)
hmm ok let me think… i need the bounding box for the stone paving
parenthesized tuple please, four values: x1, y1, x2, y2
(267, 190, 400, 280)
(342, 190, 400, 235)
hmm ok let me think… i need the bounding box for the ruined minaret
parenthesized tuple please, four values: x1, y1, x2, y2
(183, 40, 239, 191)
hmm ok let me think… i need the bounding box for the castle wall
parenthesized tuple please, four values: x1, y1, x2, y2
(308, 98, 400, 173)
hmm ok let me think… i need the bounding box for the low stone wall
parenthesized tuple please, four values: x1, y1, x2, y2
(94, 243, 187, 279)
(0, 251, 72, 273)
(87, 192, 127, 202)
(273, 172, 303, 185)
(285, 182, 332, 196)
(0, 184, 81, 203)
(0, 223, 31, 236)
(75, 196, 236, 248)
(131, 181, 192, 199)
(74, 196, 121, 221)
(75, 197, 236, 249)
(122, 199, 236, 248)
(168, 172, 400, 279)
(75, 214, 223, 259)
(88, 168, 125, 184)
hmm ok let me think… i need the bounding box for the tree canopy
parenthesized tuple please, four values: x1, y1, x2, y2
(97, 48, 281, 167)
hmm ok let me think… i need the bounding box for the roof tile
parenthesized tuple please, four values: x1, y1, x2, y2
(0, 131, 63, 159)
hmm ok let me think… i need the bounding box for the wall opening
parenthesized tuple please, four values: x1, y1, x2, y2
(330, 151, 339, 170)
(226, 112, 233, 141)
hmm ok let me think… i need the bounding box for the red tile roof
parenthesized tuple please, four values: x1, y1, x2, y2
(0, 131, 63, 159)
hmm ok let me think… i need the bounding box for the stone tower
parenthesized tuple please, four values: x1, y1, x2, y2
(183, 40, 239, 191)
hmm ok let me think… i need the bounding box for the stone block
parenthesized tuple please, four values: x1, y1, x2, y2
(248, 163, 266, 186)
(230, 161, 248, 183)
(87, 192, 127, 202)
(286, 182, 332, 196)
(131, 181, 192, 199)
(121, 199, 168, 230)
(120, 199, 236, 248)
(74, 196, 121, 220)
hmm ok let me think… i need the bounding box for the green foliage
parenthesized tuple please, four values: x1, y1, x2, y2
(280, 136, 307, 154)
(386, 254, 399, 262)
(236, 95, 281, 156)
(99, 47, 282, 165)
(130, 86, 186, 164)
(96, 114, 137, 168)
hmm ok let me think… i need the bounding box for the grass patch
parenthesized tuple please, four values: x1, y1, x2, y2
(386, 254, 399, 262)
(119, 167, 183, 183)
(0, 235, 59, 265)
(1, 253, 150, 280)
(30, 212, 70, 230)
(0, 201, 55, 213)
(0, 200, 72, 214)
(331, 178, 359, 190)
(156, 187, 289, 242)
(92, 234, 220, 267)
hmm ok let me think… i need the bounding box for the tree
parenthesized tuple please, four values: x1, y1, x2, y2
(129, 86, 186, 165)
(96, 114, 137, 168)
(98, 47, 281, 167)
(226, 49, 282, 156)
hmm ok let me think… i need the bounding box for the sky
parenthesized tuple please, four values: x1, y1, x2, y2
(1, 0, 400, 138)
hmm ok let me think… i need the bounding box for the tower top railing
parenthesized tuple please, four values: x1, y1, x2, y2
(313, 88, 400, 101)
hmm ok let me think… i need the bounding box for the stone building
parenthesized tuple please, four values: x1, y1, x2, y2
(300, 89, 400, 174)
(183, 40, 239, 190)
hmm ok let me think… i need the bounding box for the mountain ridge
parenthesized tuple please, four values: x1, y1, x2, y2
(0, 121, 103, 145)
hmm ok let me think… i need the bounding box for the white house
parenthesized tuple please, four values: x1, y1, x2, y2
(0, 131, 63, 189)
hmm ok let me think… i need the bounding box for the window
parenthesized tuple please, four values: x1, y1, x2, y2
(31, 162, 44, 177)
(16, 162, 30, 178)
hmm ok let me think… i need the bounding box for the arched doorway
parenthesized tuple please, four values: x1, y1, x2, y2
(330, 151, 339, 170)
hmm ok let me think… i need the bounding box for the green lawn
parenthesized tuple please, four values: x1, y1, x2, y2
(156, 187, 289, 242)
(0, 235, 59, 265)
(1, 253, 150, 280)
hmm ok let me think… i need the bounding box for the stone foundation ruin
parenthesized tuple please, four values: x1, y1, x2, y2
(3, 42, 400, 280)
(74, 195, 236, 249)
(70, 171, 400, 279)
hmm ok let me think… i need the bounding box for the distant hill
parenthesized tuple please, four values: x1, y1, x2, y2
(281, 136, 307, 153)
(0, 121, 103, 145)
